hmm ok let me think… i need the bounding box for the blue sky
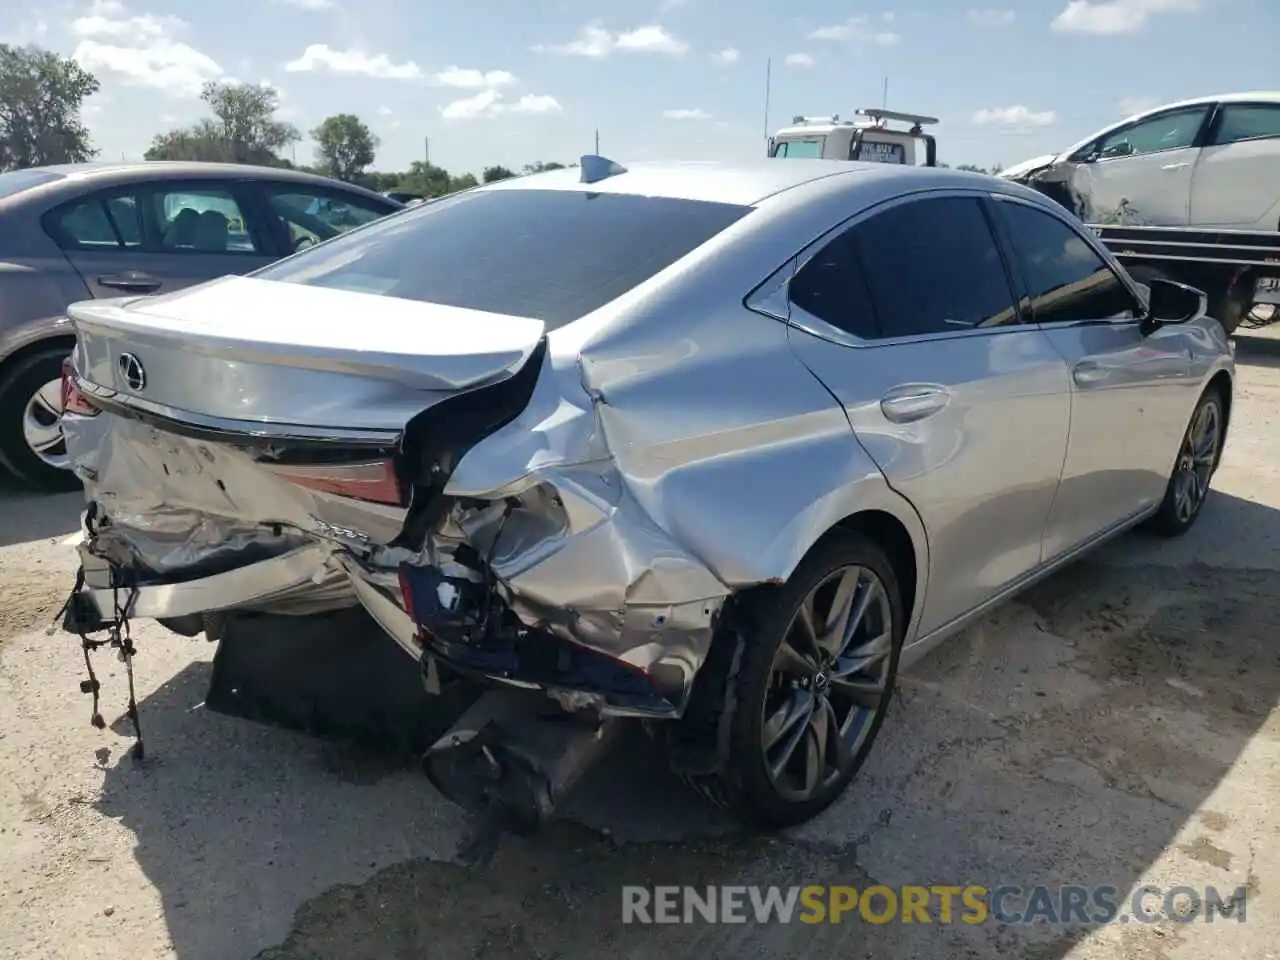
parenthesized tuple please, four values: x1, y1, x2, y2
(3, 0, 1276, 177)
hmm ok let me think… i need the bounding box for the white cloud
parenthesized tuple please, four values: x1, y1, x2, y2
(70, 1, 222, 98)
(284, 44, 421, 79)
(511, 94, 562, 114)
(973, 105, 1057, 127)
(784, 52, 815, 68)
(432, 66, 517, 89)
(663, 108, 711, 120)
(711, 47, 740, 65)
(274, 0, 334, 8)
(1052, 0, 1199, 35)
(377, 105, 393, 116)
(616, 25, 688, 54)
(439, 90, 562, 120)
(967, 8, 1016, 26)
(1118, 95, 1160, 116)
(535, 22, 689, 57)
(807, 15, 901, 45)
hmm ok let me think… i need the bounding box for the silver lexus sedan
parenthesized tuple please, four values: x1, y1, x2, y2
(59, 157, 1233, 832)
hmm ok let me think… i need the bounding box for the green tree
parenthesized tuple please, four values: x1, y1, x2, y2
(0, 44, 99, 170)
(146, 81, 299, 165)
(482, 164, 516, 183)
(311, 113, 379, 182)
(522, 161, 565, 174)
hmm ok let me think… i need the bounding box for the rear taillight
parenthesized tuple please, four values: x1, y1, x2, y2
(267, 458, 405, 506)
(60, 356, 100, 417)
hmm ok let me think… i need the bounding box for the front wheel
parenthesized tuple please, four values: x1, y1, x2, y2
(1143, 387, 1224, 537)
(680, 530, 905, 828)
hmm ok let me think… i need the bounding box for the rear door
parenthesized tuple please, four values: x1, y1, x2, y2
(1190, 101, 1280, 229)
(46, 179, 275, 298)
(1070, 103, 1213, 225)
(990, 195, 1194, 559)
(783, 191, 1072, 636)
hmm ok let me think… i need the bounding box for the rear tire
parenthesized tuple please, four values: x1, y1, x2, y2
(0, 347, 82, 492)
(679, 530, 905, 828)
(1143, 387, 1224, 537)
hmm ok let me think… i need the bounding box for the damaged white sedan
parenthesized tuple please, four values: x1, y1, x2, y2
(57, 156, 1234, 843)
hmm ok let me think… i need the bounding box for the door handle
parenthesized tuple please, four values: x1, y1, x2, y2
(1161, 162, 1190, 171)
(98, 272, 161, 293)
(1072, 361, 1109, 386)
(880, 384, 950, 423)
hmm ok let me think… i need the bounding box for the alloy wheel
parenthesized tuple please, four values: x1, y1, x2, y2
(20, 377, 69, 471)
(1172, 400, 1220, 523)
(761, 564, 895, 801)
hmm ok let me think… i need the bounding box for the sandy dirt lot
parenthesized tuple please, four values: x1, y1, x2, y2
(1, 344, 1278, 960)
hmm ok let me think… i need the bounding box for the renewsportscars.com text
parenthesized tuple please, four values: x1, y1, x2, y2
(621, 884, 1248, 925)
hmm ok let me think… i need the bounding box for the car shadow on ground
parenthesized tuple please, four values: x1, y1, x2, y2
(93, 491, 1279, 960)
(0, 475, 82, 549)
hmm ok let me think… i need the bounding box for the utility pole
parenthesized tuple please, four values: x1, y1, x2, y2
(882, 76, 889, 110)
(594, 129, 599, 153)
(424, 136, 430, 168)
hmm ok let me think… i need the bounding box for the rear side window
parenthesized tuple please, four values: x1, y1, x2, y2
(996, 200, 1140, 324)
(850, 196, 1018, 338)
(46, 191, 143, 251)
(254, 189, 752, 329)
(1211, 104, 1280, 146)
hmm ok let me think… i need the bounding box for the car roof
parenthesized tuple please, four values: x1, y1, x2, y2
(471, 158, 1000, 207)
(0, 161, 394, 209)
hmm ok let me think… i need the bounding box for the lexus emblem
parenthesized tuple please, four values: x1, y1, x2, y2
(118, 353, 146, 391)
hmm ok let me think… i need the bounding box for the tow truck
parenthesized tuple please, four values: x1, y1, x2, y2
(769, 107, 939, 166)
(1002, 93, 1280, 334)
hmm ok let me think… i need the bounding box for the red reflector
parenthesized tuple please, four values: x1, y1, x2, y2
(60, 356, 100, 417)
(269, 459, 405, 506)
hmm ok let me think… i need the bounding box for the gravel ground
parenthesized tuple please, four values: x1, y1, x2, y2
(1, 343, 1278, 960)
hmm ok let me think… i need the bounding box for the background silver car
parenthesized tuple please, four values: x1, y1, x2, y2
(0, 161, 403, 490)
(59, 159, 1233, 831)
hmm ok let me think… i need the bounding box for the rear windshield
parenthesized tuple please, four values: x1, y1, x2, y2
(0, 168, 64, 199)
(254, 188, 752, 329)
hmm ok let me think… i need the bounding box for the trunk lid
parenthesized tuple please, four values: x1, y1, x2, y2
(68, 274, 546, 433)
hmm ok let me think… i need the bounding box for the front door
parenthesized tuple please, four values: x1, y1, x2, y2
(49, 181, 276, 298)
(1070, 104, 1212, 225)
(782, 192, 1072, 636)
(990, 195, 1195, 559)
(1190, 101, 1280, 229)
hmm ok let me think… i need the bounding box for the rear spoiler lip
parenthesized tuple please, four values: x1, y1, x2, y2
(74, 371, 401, 449)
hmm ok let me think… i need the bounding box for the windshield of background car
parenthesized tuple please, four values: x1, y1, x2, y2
(0, 168, 64, 199)
(773, 138, 825, 158)
(253, 189, 753, 330)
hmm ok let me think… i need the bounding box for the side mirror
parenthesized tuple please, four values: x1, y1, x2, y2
(1142, 277, 1206, 333)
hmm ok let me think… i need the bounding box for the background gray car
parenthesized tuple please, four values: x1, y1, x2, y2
(0, 161, 403, 490)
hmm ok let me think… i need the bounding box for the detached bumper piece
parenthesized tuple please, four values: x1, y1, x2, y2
(400, 563, 681, 717)
(422, 689, 621, 865)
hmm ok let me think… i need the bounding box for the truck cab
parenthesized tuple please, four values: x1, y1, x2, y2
(769, 108, 939, 166)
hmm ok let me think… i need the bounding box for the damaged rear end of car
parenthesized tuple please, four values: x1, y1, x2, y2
(58, 178, 759, 854)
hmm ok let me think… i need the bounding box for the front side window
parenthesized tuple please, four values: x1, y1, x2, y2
(1211, 104, 1280, 146)
(254, 189, 752, 330)
(265, 186, 395, 253)
(774, 138, 824, 158)
(996, 200, 1140, 324)
(150, 186, 259, 254)
(1094, 106, 1211, 159)
(45, 190, 143, 251)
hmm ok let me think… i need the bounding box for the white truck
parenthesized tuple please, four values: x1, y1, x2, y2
(769, 108, 939, 166)
(1002, 92, 1280, 334)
